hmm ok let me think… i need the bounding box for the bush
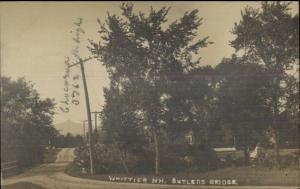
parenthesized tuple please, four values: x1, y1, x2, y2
(75, 144, 190, 174)
(65, 163, 83, 177)
(74, 143, 224, 175)
(133, 151, 154, 174)
(74, 144, 125, 174)
(161, 155, 186, 173)
(252, 151, 299, 169)
(279, 152, 299, 169)
(189, 144, 219, 171)
(164, 143, 190, 157)
(17, 146, 44, 168)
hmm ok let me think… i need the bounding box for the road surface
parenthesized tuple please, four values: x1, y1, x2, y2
(2, 148, 298, 189)
(55, 148, 75, 163)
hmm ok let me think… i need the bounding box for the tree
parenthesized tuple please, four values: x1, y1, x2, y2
(89, 3, 211, 174)
(185, 65, 216, 147)
(231, 1, 299, 165)
(100, 82, 147, 173)
(214, 55, 271, 164)
(278, 75, 299, 148)
(161, 65, 217, 167)
(1, 77, 56, 166)
(52, 133, 84, 148)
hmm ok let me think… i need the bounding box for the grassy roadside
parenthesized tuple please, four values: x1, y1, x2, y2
(2, 182, 45, 189)
(65, 163, 300, 186)
(16, 149, 65, 177)
(3, 148, 62, 178)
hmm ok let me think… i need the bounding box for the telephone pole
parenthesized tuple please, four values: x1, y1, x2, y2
(82, 120, 87, 142)
(68, 57, 95, 175)
(91, 111, 101, 131)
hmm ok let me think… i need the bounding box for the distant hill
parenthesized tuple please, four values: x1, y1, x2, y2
(54, 120, 83, 136)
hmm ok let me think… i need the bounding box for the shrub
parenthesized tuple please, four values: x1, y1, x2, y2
(74, 144, 125, 174)
(187, 144, 219, 171)
(133, 151, 154, 174)
(161, 155, 186, 173)
(252, 150, 299, 169)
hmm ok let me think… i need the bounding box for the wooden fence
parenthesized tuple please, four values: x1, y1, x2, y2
(1, 161, 19, 175)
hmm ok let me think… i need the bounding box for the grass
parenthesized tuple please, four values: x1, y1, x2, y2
(169, 167, 300, 186)
(2, 182, 45, 189)
(222, 149, 299, 159)
(20, 163, 68, 177)
(66, 148, 300, 186)
(3, 148, 62, 178)
(67, 164, 300, 186)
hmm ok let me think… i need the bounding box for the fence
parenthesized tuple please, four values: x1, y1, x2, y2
(1, 161, 19, 176)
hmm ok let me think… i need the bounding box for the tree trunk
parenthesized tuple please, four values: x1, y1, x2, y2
(243, 145, 249, 165)
(243, 126, 249, 165)
(272, 93, 280, 167)
(147, 105, 160, 175)
(273, 128, 280, 166)
(272, 112, 280, 167)
(113, 139, 129, 174)
(152, 128, 160, 175)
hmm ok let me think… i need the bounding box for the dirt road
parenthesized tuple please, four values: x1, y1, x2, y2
(2, 148, 298, 189)
(55, 148, 75, 163)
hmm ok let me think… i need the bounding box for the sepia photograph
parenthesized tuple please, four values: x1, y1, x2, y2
(1, 1, 299, 189)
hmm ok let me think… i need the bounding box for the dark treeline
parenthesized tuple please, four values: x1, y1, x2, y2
(1, 77, 56, 167)
(75, 2, 299, 175)
(53, 133, 84, 148)
(1, 77, 84, 168)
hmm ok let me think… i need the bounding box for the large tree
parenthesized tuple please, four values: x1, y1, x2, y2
(1, 77, 56, 166)
(89, 3, 211, 174)
(215, 55, 271, 164)
(231, 1, 299, 165)
(100, 81, 147, 173)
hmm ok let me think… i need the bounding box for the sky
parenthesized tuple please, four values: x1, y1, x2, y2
(1, 1, 299, 127)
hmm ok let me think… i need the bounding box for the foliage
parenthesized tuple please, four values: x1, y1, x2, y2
(230, 1, 299, 165)
(100, 83, 147, 156)
(43, 148, 61, 163)
(74, 144, 125, 174)
(80, 2, 299, 175)
(213, 55, 272, 163)
(1, 77, 56, 167)
(89, 2, 212, 174)
(75, 144, 147, 174)
(52, 133, 83, 148)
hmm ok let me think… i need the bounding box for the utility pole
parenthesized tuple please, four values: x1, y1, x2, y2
(83, 120, 94, 143)
(68, 57, 95, 175)
(91, 111, 101, 131)
(82, 120, 87, 142)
